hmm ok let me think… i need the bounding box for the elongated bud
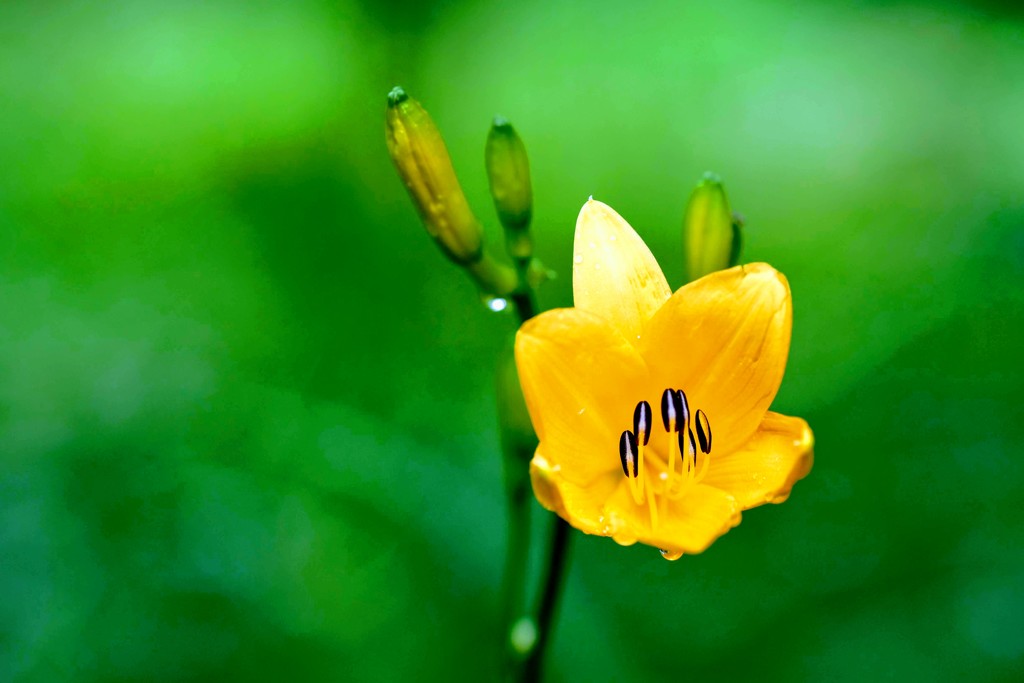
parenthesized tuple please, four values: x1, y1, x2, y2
(385, 86, 483, 265)
(485, 117, 533, 262)
(682, 173, 742, 281)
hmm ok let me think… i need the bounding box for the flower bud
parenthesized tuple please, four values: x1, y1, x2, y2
(485, 117, 533, 261)
(385, 86, 483, 265)
(682, 173, 742, 281)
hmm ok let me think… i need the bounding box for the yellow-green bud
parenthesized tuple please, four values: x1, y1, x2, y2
(485, 117, 533, 261)
(682, 173, 741, 281)
(385, 86, 483, 265)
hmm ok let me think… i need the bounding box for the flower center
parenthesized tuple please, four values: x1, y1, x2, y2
(617, 388, 713, 530)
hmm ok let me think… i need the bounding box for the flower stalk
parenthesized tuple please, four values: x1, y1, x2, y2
(385, 87, 572, 681)
(499, 289, 574, 683)
(521, 517, 571, 682)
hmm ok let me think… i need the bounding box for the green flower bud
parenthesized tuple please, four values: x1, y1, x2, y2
(682, 173, 741, 281)
(385, 86, 483, 265)
(485, 117, 533, 262)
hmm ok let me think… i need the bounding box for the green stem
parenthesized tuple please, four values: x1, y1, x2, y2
(510, 290, 535, 322)
(500, 462, 532, 676)
(467, 251, 520, 299)
(501, 268, 572, 681)
(522, 518, 572, 682)
(500, 283, 538, 678)
(510, 255, 537, 322)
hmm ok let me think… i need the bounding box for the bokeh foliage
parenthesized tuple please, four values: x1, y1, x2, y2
(2, 0, 1023, 680)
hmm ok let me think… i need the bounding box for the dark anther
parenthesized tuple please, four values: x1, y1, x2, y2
(660, 388, 683, 432)
(695, 410, 712, 454)
(675, 389, 690, 428)
(633, 401, 652, 446)
(619, 430, 639, 478)
(681, 428, 698, 469)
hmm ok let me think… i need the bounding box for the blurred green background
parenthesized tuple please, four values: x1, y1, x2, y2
(2, 0, 1023, 680)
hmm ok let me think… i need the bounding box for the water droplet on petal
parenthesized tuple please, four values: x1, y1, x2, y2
(573, 254, 583, 264)
(660, 549, 683, 561)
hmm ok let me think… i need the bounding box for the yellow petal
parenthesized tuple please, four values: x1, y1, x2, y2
(702, 411, 814, 509)
(602, 481, 741, 554)
(572, 199, 672, 341)
(530, 456, 622, 536)
(531, 457, 740, 555)
(515, 307, 649, 486)
(640, 263, 792, 456)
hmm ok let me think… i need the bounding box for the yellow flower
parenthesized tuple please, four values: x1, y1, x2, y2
(515, 199, 813, 559)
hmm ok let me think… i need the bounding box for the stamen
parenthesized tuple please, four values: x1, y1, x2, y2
(695, 409, 712, 454)
(618, 430, 638, 478)
(633, 400, 652, 496)
(677, 428, 692, 473)
(675, 390, 692, 483)
(666, 404, 716, 499)
(633, 401, 652, 446)
(694, 426, 710, 483)
(687, 428, 698, 473)
(646, 471, 659, 530)
(669, 428, 699, 500)
(618, 430, 644, 505)
(660, 389, 680, 432)
(628, 392, 715, 508)
(659, 389, 679, 494)
(675, 389, 691, 432)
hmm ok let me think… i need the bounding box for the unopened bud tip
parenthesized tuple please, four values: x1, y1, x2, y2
(387, 86, 408, 107)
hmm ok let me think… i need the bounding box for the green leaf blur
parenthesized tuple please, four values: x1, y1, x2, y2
(1, 1, 1022, 681)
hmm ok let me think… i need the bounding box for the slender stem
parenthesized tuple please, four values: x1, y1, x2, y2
(509, 253, 539, 323)
(522, 518, 572, 682)
(510, 290, 535, 322)
(467, 252, 520, 299)
(502, 263, 572, 682)
(500, 281, 539, 678)
(500, 456, 532, 665)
